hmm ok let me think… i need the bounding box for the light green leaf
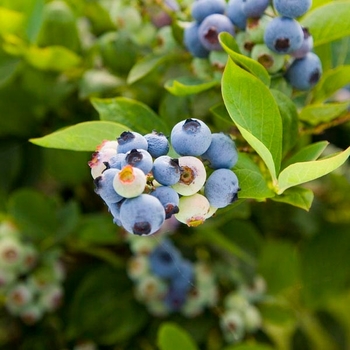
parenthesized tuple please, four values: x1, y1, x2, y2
(219, 32, 270, 86)
(311, 65, 350, 102)
(271, 187, 314, 211)
(224, 344, 275, 350)
(0, 7, 24, 34)
(299, 102, 350, 125)
(30, 121, 127, 151)
(25, 45, 81, 71)
(222, 58, 282, 183)
(283, 141, 329, 168)
(301, 1, 350, 47)
(91, 96, 170, 134)
(164, 77, 219, 96)
(25, 0, 44, 43)
(234, 153, 275, 200)
(157, 323, 198, 350)
(271, 90, 299, 156)
(277, 147, 350, 194)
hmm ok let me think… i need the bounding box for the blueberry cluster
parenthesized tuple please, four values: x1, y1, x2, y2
(89, 118, 240, 236)
(126, 235, 218, 317)
(183, 0, 322, 91)
(0, 221, 65, 324)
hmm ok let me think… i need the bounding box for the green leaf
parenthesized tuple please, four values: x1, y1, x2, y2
(311, 65, 350, 102)
(157, 322, 198, 350)
(30, 121, 127, 151)
(0, 50, 21, 87)
(219, 32, 270, 86)
(25, 45, 81, 71)
(299, 102, 350, 125)
(234, 153, 275, 200)
(0, 7, 24, 34)
(25, 0, 44, 43)
(222, 58, 282, 183)
(283, 141, 329, 168)
(271, 187, 314, 211)
(277, 147, 350, 194)
(271, 90, 299, 157)
(91, 96, 170, 134)
(301, 1, 350, 47)
(164, 77, 219, 96)
(223, 344, 275, 350)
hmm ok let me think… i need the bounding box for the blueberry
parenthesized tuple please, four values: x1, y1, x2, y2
(144, 131, 169, 158)
(290, 27, 313, 58)
(285, 52, 322, 90)
(184, 22, 210, 59)
(119, 194, 165, 236)
(191, 0, 226, 23)
(170, 118, 212, 156)
(164, 284, 188, 311)
(150, 186, 180, 219)
(273, 0, 312, 18)
(108, 153, 126, 169)
(171, 260, 194, 292)
(251, 43, 286, 73)
(198, 14, 235, 51)
(113, 165, 147, 198)
(152, 156, 181, 186)
(201, 133, 238, 169)
(236, 32, 255, 56)
(121, 149, 153, 174)
(106, 201, 123, 226)
(246, 15, 272, 44)
(117, 131, 148, 154)
(204, 169, 240, 208)
(264, 16, 304, 54)
(149, 239, 182, 278)
(226, 0, 247, 30)
(242, 0, 269, 18)
(94, 168, 123, 204)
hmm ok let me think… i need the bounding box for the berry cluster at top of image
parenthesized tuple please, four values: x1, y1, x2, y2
(89, 119, 240, 236)
(183, 0, 322, 91)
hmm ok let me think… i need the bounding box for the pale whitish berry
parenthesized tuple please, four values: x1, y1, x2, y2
(242, 305, 262, 332)
(239, 275, 267, 302)
(0, 237, 24, 271)
(224, 292, 250, 312)
(0, 268, 16, 289)
(113, 165, 146, 198)
(171, 156, 207, 196)
(5, 283, 34, 315)
(126, 235, 159, 255)
(38, 284, 63, 312)
(145, 299, 170, 317)
(0, 221, 19, 237)
(19, 245, 38, 274)
(175, 193, 210, 227)
(127, 255, 150, 280)
(134, 274, 168, 302)
(220, 310, 245, 343)
(20, 304, 44, 325)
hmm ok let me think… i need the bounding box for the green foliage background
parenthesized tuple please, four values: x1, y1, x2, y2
(0, 0, 350, 349)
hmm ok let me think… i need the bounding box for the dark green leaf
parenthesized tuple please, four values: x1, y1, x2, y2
(0, 50, 21, 87)
(224, 343, 275, 350)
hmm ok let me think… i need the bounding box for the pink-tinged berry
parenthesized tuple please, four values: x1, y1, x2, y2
(175, 193, 210, 227)
(38, 284, 64, 312)
(113, 165, 146, 198)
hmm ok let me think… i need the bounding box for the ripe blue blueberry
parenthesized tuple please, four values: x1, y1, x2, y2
(119, 194, 165, 236)
(242, 0, 270, 18)
(121, 149, 153, 174)
(264, 16, 304, 54)
(184, 22, 210, 59)
(226, 0, 247, 30)
(108, 153, 125, 169)
(152, 156, 181, 186)
(149, 239, 182, 278)
(191, 0, 226, 23)
(201, 133, 238, 169)
(204, 169, 240, 208)
(150, 186, 179, 219)
(117, 131, 148, 154)
(290, 27, 313, 58)
(170, 118, 212, 156)
(273, 0, 312, 18)
(106, 201, 123, 226)
(285, 52, 322, 91)
(144, 131, 169, 158)
(164, 284, 188, 311)
(171, 260, 194, 293)
(198, 14, 235, 51)
(94, 168, 123, 204)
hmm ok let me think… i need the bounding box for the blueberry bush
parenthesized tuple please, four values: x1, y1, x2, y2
(1, 0, 350, 349)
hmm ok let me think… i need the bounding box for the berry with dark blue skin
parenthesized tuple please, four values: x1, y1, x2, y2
(273, 0, 312, 18)
(119, 194, 165, 235)
(144, 131, 169, 158)
(242, 0, 270, 18)
(191, 0, 226, 23)
(184, 22, 210, 59)
(170, 118, 212, 156)
(226, 0, 247, 30)
(201, 133, 238, 169)
(121, 149, 153, 174)
(149, 240, 182, 278)
(198, 14, 235, 51)
(152, 156, 181, 186)
(171, 260, 194, 293)
(264, 16, 304, 54)
(204, 169, 240, 208)
(291, 27, 313, 58)
(117, 131, 148, 154)
(164, 284, 188, 311)
(150, 186, 179, 219)
(94, 168, 123, 204)
(285, 52, 322, 91)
